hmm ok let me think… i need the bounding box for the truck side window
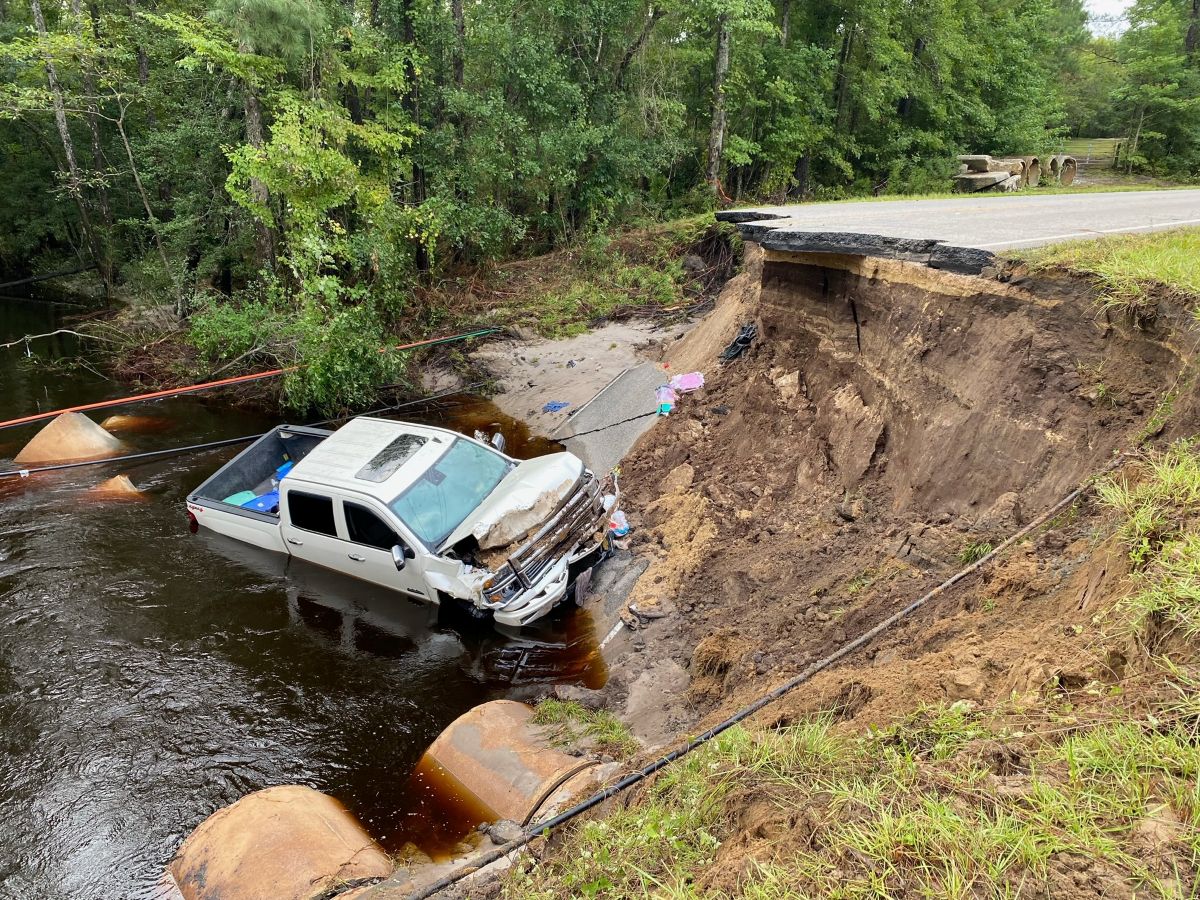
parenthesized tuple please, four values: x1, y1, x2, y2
(344, 501, 401, 551)
(287, 491, 337, 536)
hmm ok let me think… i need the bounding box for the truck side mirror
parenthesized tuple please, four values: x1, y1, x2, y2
(391, 545, 407, 571)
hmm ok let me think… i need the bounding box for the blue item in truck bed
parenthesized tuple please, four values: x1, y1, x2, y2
(222, 490, 257, 506)
(276, 460, 294, 479)
(241, 490, 280, 513)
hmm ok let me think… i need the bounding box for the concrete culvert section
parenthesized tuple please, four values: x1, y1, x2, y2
(14, 411, 123, 464)
(416, 700, 597, 826)
(1059, 154, 1078, 185)
(1022, 155, 1040, 186)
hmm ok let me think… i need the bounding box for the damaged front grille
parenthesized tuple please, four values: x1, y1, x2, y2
(487, 472, 608, 598)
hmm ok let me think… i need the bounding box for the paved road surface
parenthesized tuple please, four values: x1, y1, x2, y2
(719, 189, 1200, 252)
(555, 362, 663, 475)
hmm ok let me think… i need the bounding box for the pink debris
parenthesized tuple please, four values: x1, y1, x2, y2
(668, 371, 705, 393)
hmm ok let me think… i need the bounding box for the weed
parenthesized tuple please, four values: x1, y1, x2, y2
(959, 541, 995, 565)
(1098, 442, 1200, 641)
(531, 699, 640, 759)
(1139, 391, 1176, 443)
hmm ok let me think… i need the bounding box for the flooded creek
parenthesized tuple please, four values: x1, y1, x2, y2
(0, 299, 606, 898)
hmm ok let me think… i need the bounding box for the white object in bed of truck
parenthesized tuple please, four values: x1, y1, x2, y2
(185, 417, 615, 628)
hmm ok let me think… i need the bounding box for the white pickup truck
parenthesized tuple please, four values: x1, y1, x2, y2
(185, 417, 618, 628)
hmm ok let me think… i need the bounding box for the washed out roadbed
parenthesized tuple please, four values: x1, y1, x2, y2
(499, 232, 1200, 898)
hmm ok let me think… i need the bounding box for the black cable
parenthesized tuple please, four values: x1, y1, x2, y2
(559, 410, 658, 441)
(0, 435, 262, 479)
(0, 382, 490, 480)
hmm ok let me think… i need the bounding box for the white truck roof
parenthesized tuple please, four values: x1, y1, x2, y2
(286, 417, 462, 501)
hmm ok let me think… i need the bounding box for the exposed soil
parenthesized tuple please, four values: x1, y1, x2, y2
(598, 242, 1200, 743)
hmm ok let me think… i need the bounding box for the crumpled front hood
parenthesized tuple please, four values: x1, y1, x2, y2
(440, 452, 585, 553)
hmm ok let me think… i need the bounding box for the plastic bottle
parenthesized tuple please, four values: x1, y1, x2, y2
(608, 509, 630, 537)
(655, 385, 677, 416)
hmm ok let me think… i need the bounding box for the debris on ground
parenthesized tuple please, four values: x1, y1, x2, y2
(718, 322, 756, 363)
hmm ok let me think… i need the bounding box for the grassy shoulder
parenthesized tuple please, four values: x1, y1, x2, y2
(1013, 228, 1200, 316)
(503, 444, 1200, 899)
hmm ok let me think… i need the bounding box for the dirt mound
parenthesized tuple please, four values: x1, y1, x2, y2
(610, 242, 1199, 729)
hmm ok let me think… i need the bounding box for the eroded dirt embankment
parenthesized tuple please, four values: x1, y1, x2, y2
(602, 242, 1197, 742)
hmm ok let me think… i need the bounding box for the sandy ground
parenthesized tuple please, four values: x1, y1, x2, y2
(469, 323, 685, 437)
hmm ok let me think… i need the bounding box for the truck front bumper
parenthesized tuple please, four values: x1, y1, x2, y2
(493, 556, 571, 627)
(492, 538, 609, 628)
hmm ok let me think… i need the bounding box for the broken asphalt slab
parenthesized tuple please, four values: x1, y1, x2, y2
(555, 361, 664, 476)
(717, 188, 1200, 274)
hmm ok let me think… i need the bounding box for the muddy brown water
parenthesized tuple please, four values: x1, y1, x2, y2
(0, 298, 605, 898)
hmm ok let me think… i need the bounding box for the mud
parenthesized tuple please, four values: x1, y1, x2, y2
(601, 241, 1199, 743)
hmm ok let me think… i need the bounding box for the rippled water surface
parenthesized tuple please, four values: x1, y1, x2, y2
(0, 298, 604, 899)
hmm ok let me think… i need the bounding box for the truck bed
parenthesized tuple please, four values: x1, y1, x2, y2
(189, 425, 329, 515)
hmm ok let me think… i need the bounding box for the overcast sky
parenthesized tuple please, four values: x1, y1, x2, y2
(1085, 0, 1133, 33)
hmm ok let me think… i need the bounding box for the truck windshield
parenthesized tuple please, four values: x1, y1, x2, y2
(389, 438, 512, 547)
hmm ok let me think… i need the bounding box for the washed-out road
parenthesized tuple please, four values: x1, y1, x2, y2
(719, 188, 1200, 251)
(567, 189, 1200, 472)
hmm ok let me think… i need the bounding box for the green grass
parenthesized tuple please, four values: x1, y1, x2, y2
(531, 699, 640, 759)
(506, 705, 1200, 899)
(1097, 441, 1200, 641)
(959, 541, 995, 565)
(520, 216, 729, 337)
(1015, 227, 1200, 317)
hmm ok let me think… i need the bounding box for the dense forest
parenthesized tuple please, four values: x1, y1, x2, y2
(1, 0, 1198, 409)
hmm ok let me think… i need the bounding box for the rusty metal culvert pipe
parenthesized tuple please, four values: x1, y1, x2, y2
(418, 699, 600, 827)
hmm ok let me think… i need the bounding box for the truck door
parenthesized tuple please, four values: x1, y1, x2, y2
(341, 500, 431, 603)
(280, 488, 347, 574)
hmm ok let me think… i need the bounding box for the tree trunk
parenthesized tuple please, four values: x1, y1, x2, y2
(788, 151, 810, 199)
(30, 0, 112, 298)
(1187, 0, 1199, 62)
(78, 0, 116, 269)
(705, 12, 731, 194)
(897, 37, 925, 122)
(242, 86, 276, 270)
(616, 7, 665, 89)
(451, 0, 465, 87)
(1127, 107, 1145, 174)
(780, 0, 790, 48)
(114, 106, 182, 316)
(833, 22, 856, 132)
(400, 0, 429, 271)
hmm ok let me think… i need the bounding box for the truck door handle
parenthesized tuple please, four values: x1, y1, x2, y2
(287, 538, 304, 546)
(347, 553, 365, 562)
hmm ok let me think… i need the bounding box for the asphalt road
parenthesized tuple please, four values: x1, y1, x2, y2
(555, 361, 663, 476)
(721, 188, 1200, 252)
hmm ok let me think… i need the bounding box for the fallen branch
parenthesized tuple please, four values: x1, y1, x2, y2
(0, 328, 118, 350)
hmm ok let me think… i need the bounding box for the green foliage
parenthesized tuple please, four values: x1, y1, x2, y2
(188, 280, 407, 411)
(0, 0, 1186, 410)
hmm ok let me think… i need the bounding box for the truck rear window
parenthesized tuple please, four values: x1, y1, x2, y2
(287, 491, 337, 536)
